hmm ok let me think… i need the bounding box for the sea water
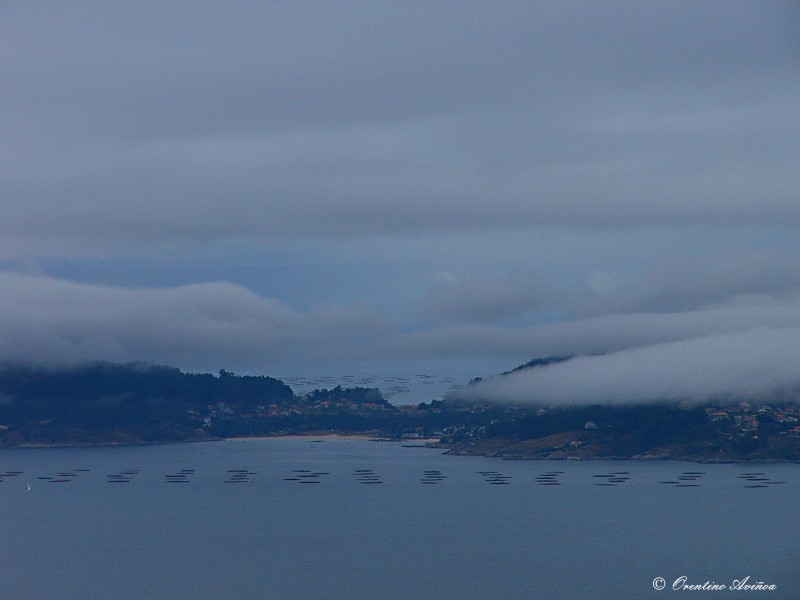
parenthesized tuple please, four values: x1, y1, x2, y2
(0, 438, 797, 600)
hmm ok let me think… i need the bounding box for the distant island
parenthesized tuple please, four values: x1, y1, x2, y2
(1, 360, 799, 462)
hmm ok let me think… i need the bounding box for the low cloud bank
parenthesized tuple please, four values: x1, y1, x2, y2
(0, 272, 390, 372)
(6, 272, 800, 403)
(460, 328, 800, 405)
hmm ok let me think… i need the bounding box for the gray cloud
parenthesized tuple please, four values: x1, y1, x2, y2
(411, 247, 800, 331)
(628, 249, 800, 312)
(386, 298, 800, 362)
(6, 2, 789, 140)
(420, 271, 562, 324)
(460, 328, 800, 405)
(2, 2, 800, 257)
(0, 273, 391, 372)
(577, 249, 800, 317)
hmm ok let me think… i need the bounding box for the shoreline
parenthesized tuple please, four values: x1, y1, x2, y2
(439, 446, 800, 464)
(4, 435, 797, 463)
(225, 433, 384, 442)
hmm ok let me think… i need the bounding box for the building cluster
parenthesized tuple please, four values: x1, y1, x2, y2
(191, 394, 395, 428)
(705, 403, 800, 436)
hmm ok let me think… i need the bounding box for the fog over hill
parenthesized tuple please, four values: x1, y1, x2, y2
(459, 328, 800, 405)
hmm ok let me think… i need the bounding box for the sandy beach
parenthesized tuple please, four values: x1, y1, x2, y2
(225, 433, 384, 442)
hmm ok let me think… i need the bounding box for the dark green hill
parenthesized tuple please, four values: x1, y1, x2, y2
(502, 355, 573, 374)
(0, 362, 293, 446)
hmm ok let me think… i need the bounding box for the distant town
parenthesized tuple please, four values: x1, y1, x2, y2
(436, 399, 800, 462)
(1, 361, 799, 462)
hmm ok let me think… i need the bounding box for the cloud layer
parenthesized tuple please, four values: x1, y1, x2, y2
(6, 272, 800, 403)
(2, 3, 800, 256)
(0, 273, 390, 372)
(461, 328, 800, 405)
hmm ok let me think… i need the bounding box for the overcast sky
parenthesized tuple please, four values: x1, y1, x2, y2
(2, 1, 800, 401)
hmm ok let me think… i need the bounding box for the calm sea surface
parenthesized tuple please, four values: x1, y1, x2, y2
(1, 438, 797, 600)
